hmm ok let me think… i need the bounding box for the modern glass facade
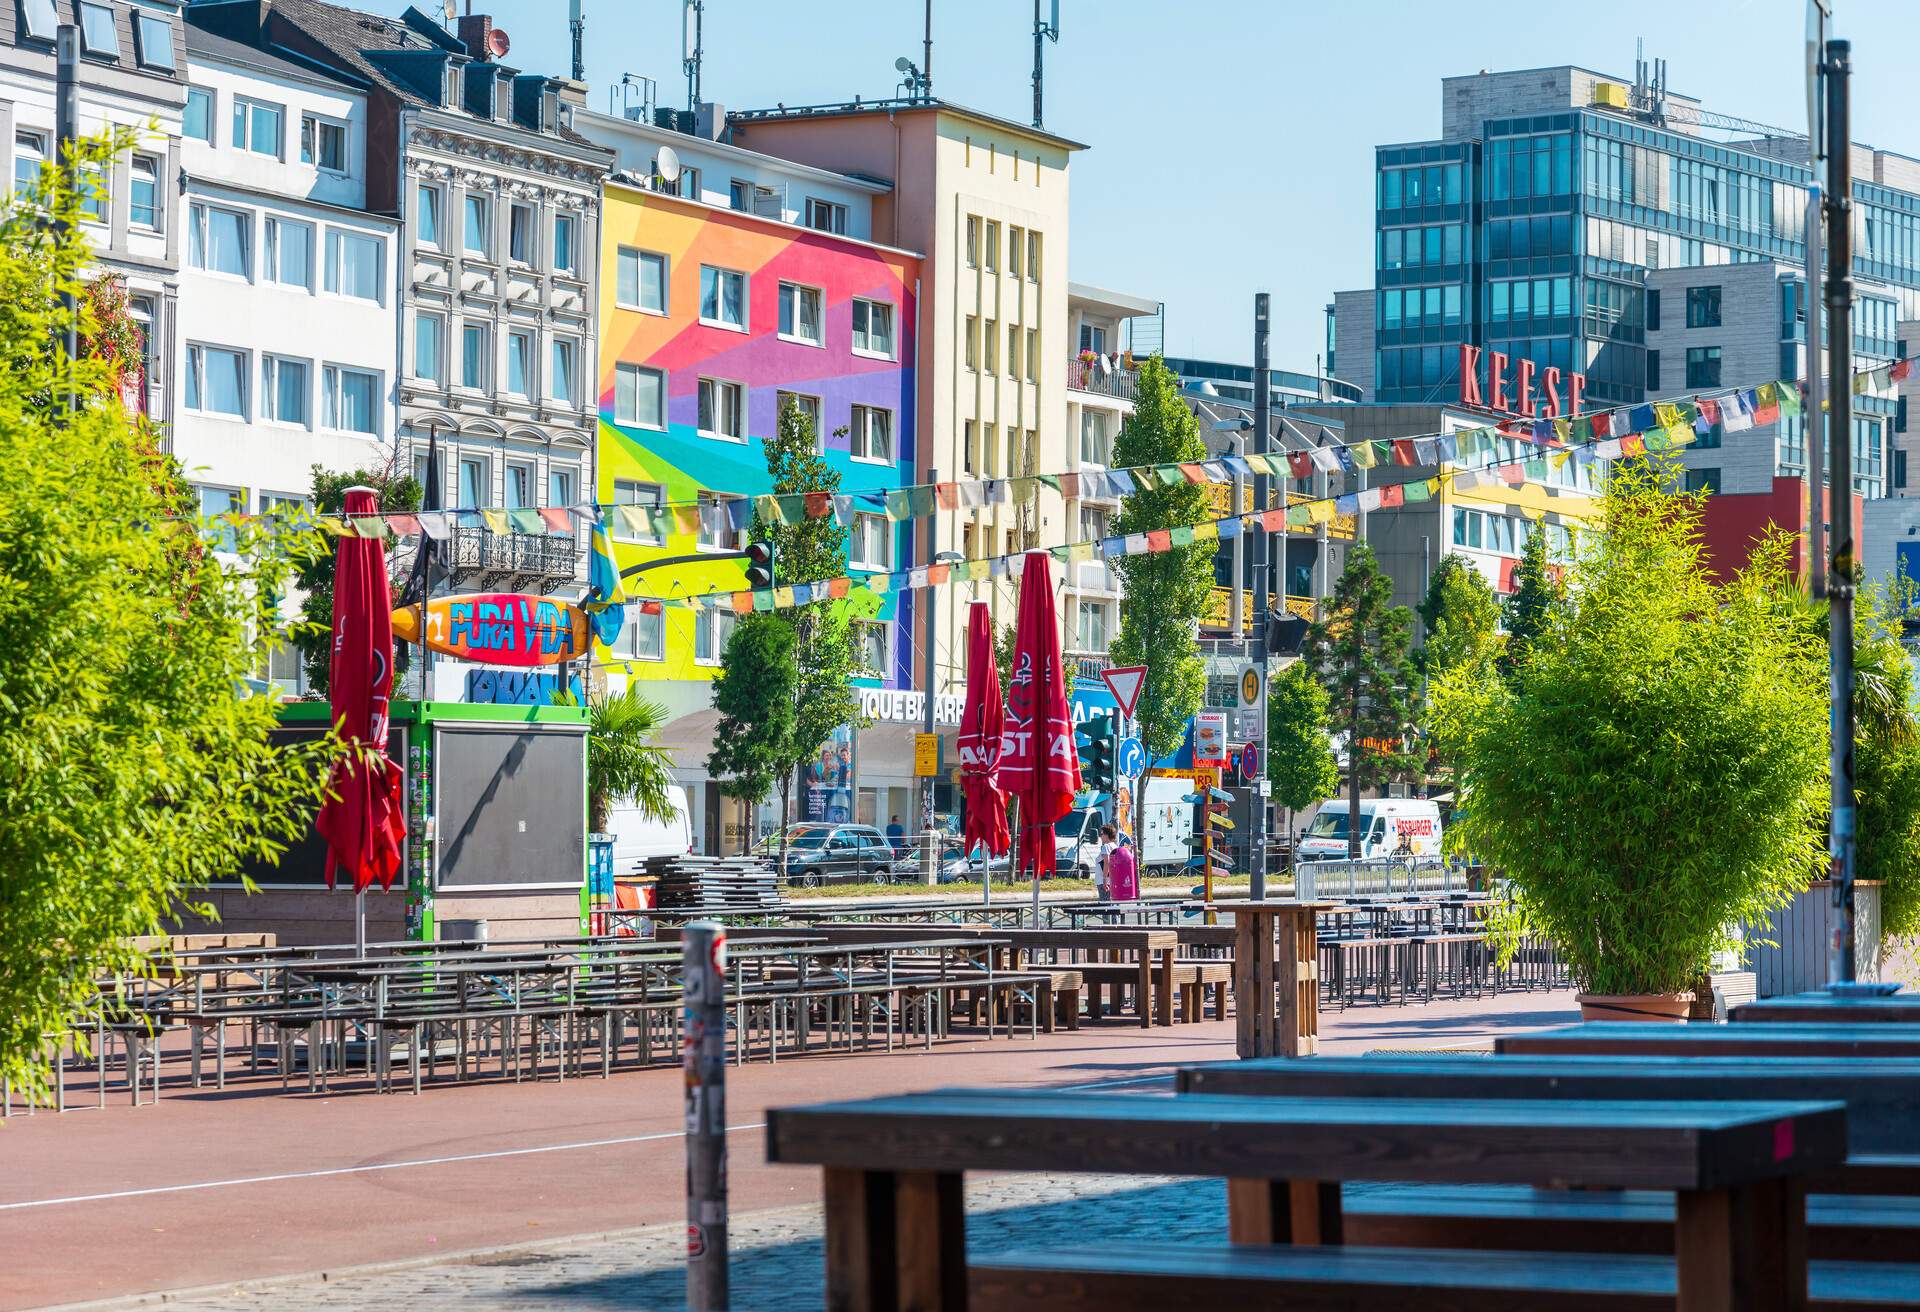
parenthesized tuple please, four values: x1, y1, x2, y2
(1371, 105, 1920, 412)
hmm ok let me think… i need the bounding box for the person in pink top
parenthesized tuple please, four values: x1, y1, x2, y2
(1107, 832, 1139, 901)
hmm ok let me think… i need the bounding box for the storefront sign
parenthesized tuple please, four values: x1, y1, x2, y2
(1457, 344, 1586, 419)
(464, 669, 583, 705)
(858, 686, 965, 726)
(392, 594, 589, 667)
(1194, 711, 1228, 767)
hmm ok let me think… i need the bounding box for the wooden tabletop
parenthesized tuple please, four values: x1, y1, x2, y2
(1732, 990, 1920, 1024)
(766, 1089, 1846, 1191)
(1499, 1022, 1920, 1059)
(1179, 1053, 1920, 1155)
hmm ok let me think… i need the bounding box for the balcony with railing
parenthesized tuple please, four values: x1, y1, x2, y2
(1066, 354, 1137, 401)
(446, 526, 582, 592)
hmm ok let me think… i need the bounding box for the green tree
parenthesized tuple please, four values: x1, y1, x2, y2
(1, 132, 334, 1103)
(1108, 356, 1214, 758)
(1501, 524, 1563, 683)
(1430, 461, 1827, 997)
(1849, 585, 1920, 938)
(1267, 660, 1339, 841)
(1303, 541, 1419, 855)
(1417, 554, 1501, 683)
(707, 615, 798, 805)
(994, 619, 1016, 690)
(293, 462, 422, 696)
(750, 398, 862, 820)
(577, 683, 678, 834)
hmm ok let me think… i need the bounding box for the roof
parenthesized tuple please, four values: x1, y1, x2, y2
(574, 108, 891, 195)
(184, 22, 366, 92)
(1068, 282, 1160, 319)
(729, 97, 1087, 152)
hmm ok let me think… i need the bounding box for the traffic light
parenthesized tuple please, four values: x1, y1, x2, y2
(744, 539, 775, 589)
(1076, 713, 1116, 794)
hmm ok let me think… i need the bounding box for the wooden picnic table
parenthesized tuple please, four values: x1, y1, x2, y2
(1499, 1021, 1920, 1060)
(1210, 900, 1330, 1056)
(765, 1087, 1848, 1312)
(1731, 989, 1920, 1025)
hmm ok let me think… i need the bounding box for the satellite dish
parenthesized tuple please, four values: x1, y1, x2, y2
(655, 144, 682, 184)
(440, 0, 455, 20)
(895, 56, 913, 73)
(488, 27, 511, 57)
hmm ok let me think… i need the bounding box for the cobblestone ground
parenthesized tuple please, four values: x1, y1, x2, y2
(115, 1174, 1234, 1311)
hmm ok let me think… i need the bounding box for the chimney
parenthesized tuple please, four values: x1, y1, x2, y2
(456, 13, 492, 60)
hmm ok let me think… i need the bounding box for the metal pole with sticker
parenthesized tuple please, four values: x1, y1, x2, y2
(683, 920, 729, 1308)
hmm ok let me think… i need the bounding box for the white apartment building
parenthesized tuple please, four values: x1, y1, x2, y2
(2, 0, 185, 422)
(176, 24, 398, 539)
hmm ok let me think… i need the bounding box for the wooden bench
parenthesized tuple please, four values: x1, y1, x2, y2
(1498, 1022, 1920, 1061)
(764, 1087, 1847, 1311)
(1732, 991, 1920, 1025)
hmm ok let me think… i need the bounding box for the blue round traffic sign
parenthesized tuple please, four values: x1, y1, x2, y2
(1116, 736, 1146, 781)
(1239, 742, 1261, 780)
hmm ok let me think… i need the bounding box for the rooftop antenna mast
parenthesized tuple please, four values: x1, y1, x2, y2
(923, 0, 934, 100)
(683, 0, 704, 115)
(1031, 0, 1059, 128)
(568, 0, 583, 83)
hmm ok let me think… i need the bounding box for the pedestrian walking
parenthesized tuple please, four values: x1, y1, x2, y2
(885, 814, 906, 855)
(1095, 824, 1117, 899)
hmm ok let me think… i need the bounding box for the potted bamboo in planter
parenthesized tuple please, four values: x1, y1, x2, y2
(1429, 460, 1828, 1021)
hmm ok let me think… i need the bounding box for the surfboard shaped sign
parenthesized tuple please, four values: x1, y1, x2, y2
(392, 593, 590, 667)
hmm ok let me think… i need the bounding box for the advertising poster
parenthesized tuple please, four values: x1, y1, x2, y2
(802, 725, 855, 824)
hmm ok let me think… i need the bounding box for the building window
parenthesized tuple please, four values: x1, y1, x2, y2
(464, 194, 491, 256)
(413, 313, 443, 384)
(1684, 467, 1723, 495)
(1645, 288, 1662, 332)
(1010, 226, 1025, 278)
(851, 298, 895, 358)
(504, 461, 534, 510)
(965, 215, 979, 267)
(1899, 449, 1910, 491)
(614, 362, 665, 428)
(778, 281, 823, 345)
(78, 2, 119, 58)
(983, 221, 999, 272)
(698, 493, 744, 551)
(232, 97, 282, 157)
(855, 621, 887, 675)
(77, 158, 106, 221)
(851, 514, 891, 570)
(1080, 323, 1107, 354)
(699, 265, 747, 330)
(416, 184, 441, 248)
(1027, 230, 1041, 282)
(11, 130, 43, 197)
(457, 456, 489, 508)
(505, 330, 533, 397)
(1075, 602, 1109, 653)
(300, 115, 346, 172)
(1684, 345, 1722, 389)
(695, 609, 738, 664)
(983, 320, 997, 372)
(617, 247, 667, 312)
(508, 202, 535, 265)
(1686, 285, 1722, 328)
(1008, 324, 1021, 377)
(263, 217, 312, 289)
(550, 337, 577, 404)
(612, 480, 663, 544)
(324, 229, 382, 301)
(1899, 395, 1909, 434)
(188, 203, 250, 277)
(461, 323, 490, 389)
(1079, 506, 1108, 542)
(553, 214, 575, 273)
(197, 485, 243, 552)
(322, 365, 379, 435)
(128, 156, 159, 229)
(963, 420, 976, 472)
(547, 466, 576, 516)
(850, 405, 893, 463)
(1027, 327, 1039, 379)
(728, 178, 751, 211)
(697, 377, 745, 441)
(777, 391, 822, 442)
(1080, 410, 1111, 466)
(260, 355, 308, 425)
(183, 86, 213, 143)
(804, 197, 847, 233)
(1646, 349, 1661, 391)
(665, 166, 701, 200)
(615, 606, 666, 661)
(185, 344, 247, 416)
(18, 0, 55, 42)
(965, 315, 978, 370)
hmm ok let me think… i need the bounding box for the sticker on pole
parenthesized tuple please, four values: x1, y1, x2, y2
(687, 1224, 708, 1259)
(1116, 736, 1146, 782)
(1101, 665, 1148, 720)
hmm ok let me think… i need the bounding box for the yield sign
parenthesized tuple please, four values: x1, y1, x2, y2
(1100, 665, 1148, 720)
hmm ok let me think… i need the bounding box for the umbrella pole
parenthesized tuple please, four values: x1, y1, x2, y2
(355, 888, 366, 956)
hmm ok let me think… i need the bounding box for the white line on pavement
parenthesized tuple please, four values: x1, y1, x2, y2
(0, 1123, 769, 1212)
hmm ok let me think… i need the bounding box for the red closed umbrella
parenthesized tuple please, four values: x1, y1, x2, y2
(1000, 552, 1081, 879)
(958, 602, 1009, 862)
(315, 487, 406, 904)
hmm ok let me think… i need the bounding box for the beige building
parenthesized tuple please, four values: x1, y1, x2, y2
(728, 100, 1083, 696)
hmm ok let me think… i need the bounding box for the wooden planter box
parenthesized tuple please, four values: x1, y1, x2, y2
(1745, 879, 1884, 997)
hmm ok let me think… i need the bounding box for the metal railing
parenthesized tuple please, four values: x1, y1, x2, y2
(1292, 858, 1475, 899)
(446, 527, 580, 586)
(1066, 356, 1137, 400)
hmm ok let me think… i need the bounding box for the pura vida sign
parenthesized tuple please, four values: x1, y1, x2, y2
(1457, 344, 1587, 419)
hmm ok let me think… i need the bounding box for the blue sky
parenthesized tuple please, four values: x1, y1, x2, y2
(368, 0, 1919, 377)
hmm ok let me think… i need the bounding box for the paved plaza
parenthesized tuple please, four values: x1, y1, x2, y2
(5, 991, 1577, 1311)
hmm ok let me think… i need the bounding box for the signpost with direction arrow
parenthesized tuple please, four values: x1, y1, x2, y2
(1116, 735, 1146, 782)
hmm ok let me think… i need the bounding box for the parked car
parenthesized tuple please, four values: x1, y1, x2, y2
(762, 823, 902, 887)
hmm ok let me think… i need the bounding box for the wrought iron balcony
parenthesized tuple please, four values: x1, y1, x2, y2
(445, 526, 581, 592)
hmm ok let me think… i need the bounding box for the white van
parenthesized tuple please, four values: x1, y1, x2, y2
(606, 786, 695, 875)
(1295, 798, 1442, 863)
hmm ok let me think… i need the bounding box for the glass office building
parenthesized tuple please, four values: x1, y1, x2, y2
(1360, 67, 1920, 415)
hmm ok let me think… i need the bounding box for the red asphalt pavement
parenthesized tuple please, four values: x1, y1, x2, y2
(0, 991, 1575, 1310)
